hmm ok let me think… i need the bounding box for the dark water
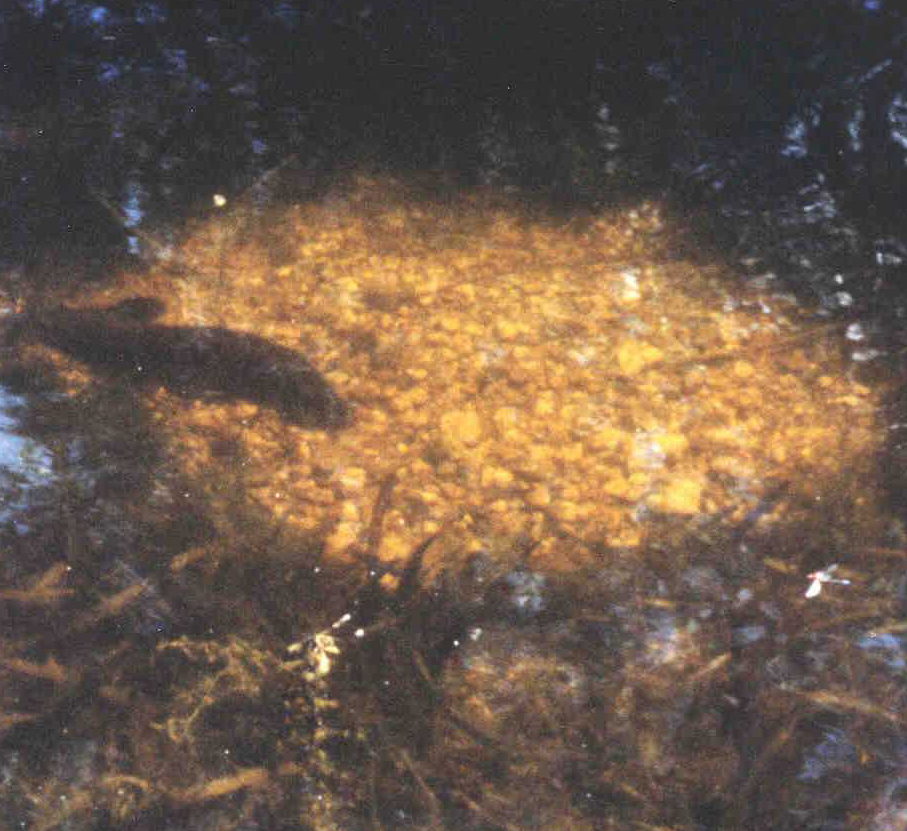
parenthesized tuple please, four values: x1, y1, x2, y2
(1, 2, 907, 830)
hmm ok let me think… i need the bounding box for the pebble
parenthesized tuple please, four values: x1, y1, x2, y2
(441, 407, 483, 446)
(526, 484, 551, 507)
(616, 341, 663, 375)
(647, 475, 704, 514)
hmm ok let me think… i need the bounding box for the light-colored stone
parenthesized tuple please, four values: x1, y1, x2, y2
(494, 406, 520, 428)
(534, 394, 556, 417)
(326, 521, 360, 553)
(379, 531, 414, 561)
(656, 432, 689, 458)
(439, 314, 460, 332)
(481, 465, 515, 488)
(496, 319, 521, 340)
(602, 476, 635, 500)
(648, 475, 704, 514)
(732, 360, 755, 379)
(616, 341, 663, 375)
(557, 500, 585, 522)
(441, 407, 483, 446)
(590, 426, 631, 451)
(336, 467, 367, 492)
(526, 483, 552, 507)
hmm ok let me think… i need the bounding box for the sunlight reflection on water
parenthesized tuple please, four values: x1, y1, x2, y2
(0, 385, 53, 532)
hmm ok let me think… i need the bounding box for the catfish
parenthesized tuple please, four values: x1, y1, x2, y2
(8, 297, 350, 429)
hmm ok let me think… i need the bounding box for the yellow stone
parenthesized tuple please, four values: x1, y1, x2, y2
(703, 426, 743, 446)
(557, 500, 584, 522)
(615, 527, 642, 547)
(602, 476, 635, 500)
(496, 319, 521, 340)
(417, 274, 440, 296)
(325, 370, 350, 388)
(500, 425, 527, 445)
(457, 284, 476, 302)
(657, 432, 689, 458)
(336, 467, 367, 492)
(402, 387, 430, 408)
(439, 314, 460, 332)
(710, 455, 748, 475)
(616, 341, 663, 375)
(590, 426, 630, 451)
(441, 482, 466, 500)
(732, 360, 755, 379)
(326, 521, 360, 553)
(289, 515, 319, 533)
(526, 484, 551, 507)
(340, 501, 360, 522)
(832, 394, 861, 407)
(494, 406, 520, 428)
(417, 487, 441, 504)
(560, 402, 583, 422)
(560, 484, 581, 502)
(379, 532, 414, 562)
(441, 407, 483, 446)
(534, 394, 556, 417)
(648, 475, 704, 514)
(480, 465, 515, 488)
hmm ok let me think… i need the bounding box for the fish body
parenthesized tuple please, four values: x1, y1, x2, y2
(10, 298, 350, 428)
